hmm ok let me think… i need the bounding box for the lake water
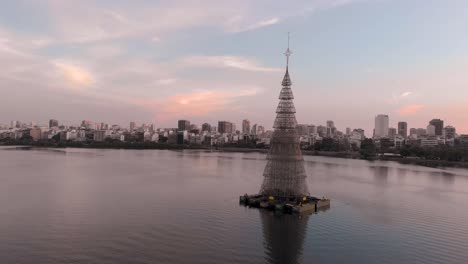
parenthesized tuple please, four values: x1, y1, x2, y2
(1, 147, 468, 264)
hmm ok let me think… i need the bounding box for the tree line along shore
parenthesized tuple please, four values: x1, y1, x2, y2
(2, 136, 468, 169)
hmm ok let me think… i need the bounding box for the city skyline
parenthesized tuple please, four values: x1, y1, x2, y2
(1, 1, 468, 134)
(1, 114, 462, 139)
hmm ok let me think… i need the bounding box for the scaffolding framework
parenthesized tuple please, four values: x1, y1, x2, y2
(259, 51, 309, 197)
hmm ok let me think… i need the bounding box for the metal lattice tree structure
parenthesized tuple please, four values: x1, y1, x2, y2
(259, 40, 309, 198)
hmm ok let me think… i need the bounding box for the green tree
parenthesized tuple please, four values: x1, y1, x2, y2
(360, 138, 376, 159)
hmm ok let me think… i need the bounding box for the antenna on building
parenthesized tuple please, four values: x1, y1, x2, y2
(284, 32, 292, 68)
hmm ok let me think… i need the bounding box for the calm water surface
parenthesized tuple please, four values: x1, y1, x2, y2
(1, 147, 468, 264)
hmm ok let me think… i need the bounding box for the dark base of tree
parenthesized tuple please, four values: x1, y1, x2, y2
(239, 194, 331, 214)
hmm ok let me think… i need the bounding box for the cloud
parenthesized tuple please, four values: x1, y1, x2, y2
(156, 78, 177, 85)
(42, 1, 353, 44)
(398, 104, 424, 115)
(45, 1, 234, 43)
(400, 91, 412, 97)
(104, 10, 130, 24)
(180, 56, 281, 72)
(245, 17, 280, 31)
(32, 36, 56, 47)
(227, 17, 280, 33)
(135, 86, 260, 121)
(53, 61, 94, 87)
(0, 37, 28, 57)
(0, 0, 368, 127)
(87, 45, 123, 58)
(388, 91, 415, 104)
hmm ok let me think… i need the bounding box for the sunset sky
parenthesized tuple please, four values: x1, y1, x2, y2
(0, 0, 467, 134)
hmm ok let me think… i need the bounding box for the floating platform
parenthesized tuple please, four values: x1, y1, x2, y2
(239, 194, 330, 214)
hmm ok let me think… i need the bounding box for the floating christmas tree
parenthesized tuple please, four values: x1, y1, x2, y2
(259, 35, 309, 198)
(240, 35, 330, 214)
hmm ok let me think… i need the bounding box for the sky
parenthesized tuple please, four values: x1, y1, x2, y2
(0, 0, 467, 135)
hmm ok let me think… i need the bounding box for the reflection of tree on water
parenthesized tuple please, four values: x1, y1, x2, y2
(260, 211, 311, 264)
(372, 166, 389, 185)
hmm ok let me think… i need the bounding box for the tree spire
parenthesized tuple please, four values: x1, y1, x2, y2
(284, 32, 292, 68)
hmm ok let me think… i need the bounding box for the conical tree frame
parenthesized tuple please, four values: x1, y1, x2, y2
(259, 67, 309, 198)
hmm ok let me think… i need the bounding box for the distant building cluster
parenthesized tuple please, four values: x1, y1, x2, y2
(0, 118, 271, 146)
(372, 115, 467, 151)
(1, 116, 467, 151)
(291, 120, 367, 151)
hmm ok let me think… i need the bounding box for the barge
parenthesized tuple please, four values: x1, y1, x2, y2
(239, 194, 330, 214)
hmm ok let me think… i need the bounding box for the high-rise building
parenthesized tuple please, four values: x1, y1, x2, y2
(427, 124, 436, 136)
(429, 119, 444, 136)
(296, 124, 309, 136)
(346, 127, 351, 135)
(459, 134, 468, 150)
(309, 125, 317, 135)
(257, 125, 265, 135)
(201, 123, 211, 132)
(325, 121, 335, 137)
(100, 122, 109, 130)
(218, 121, 226, 134)
(178, 120, 190, 131)
(398, 122, 408, 138)
(242, 119, 251, 135)
(388, 128, 397, 138)
(317, 125, 327, 137)
(416, 128, 427, 137)
(251, 124, 258, 135)
(49, 119, 59, 128)
(188, 124, 200, 134)
(81, 120, 93, 130)
(353, 129, 365, 139)
(218, 121, 234, 134)
(374, 114, 389, 138)
(130, 121, 136, 131)
(444, 126, 456, 139)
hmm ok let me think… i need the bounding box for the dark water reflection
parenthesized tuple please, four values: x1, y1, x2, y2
(371, 166, 389, 186)
(1, 147, 468, 264)
(261, 211, 310, 264)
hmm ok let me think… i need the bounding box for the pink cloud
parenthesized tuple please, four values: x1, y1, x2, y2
(53, 61, 94, 87)
(135, 88, 259, 122)
(179, 56, 281, 72)
(398, 104, 424, 115)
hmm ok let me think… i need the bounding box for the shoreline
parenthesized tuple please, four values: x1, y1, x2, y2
(3, 143, 467, 169)
(217, 147, 468, 168)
